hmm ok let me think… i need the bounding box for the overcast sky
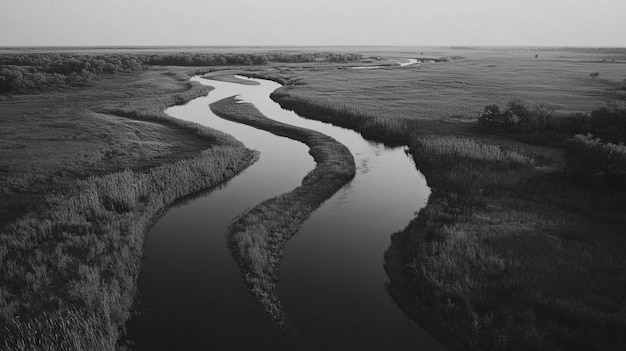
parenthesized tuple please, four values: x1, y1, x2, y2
(1, 0, 625, 47)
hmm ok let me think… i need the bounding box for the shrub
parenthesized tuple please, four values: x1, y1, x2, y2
(478, 99, 556, 133)
(564, 133, 626, 185)
(506, 99, 531, 129)
(588, 105, 626, 143)
(478, 104, 512, 130)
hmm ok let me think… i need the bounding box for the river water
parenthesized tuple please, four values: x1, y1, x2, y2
(126, 75, 444, 350)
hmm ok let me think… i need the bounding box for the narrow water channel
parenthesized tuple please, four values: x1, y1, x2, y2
(126, 75, 444, 350)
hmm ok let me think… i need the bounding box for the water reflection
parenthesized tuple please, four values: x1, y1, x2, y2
(127, 74, 444, 350)
(223, 75, 442, 350)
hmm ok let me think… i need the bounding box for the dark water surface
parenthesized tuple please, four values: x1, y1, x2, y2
(126, 76, 445, 350)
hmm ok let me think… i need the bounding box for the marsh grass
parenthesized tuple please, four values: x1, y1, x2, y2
(4, 305, 117, 351)
(210, 97, 355, 323)
(419, 136, 533, 168)
(271, 88, 413, 144)
(1, 145, 257, 350)
(96, 81, 241, 146)
(383, 135, 626, 350)
(0, 70, 258, 350)
(247, 51, 626, 349)
(0, 68, 224, 229)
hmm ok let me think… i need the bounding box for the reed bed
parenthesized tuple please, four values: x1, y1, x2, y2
(210, 96, 355, 324)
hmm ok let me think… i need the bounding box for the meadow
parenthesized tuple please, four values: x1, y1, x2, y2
(247, 47, 626, 350)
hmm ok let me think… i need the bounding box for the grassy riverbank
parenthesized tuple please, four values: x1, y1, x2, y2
(385, 135, 626, 351)
(247, 47, 626, 350)
(210, 96, 355, 323)
(0, 68, 257, 350)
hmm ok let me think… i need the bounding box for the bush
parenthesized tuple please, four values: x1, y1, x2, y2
(478, 100, 537, 131)
(588, 105, 626, 143)
(564, 133, 626, 185)
(506, 99, 531, 129)
(478, 100, 626, 146)
(478, 104, 512, 130)
(549, 112, 590, 136)
(528, 103, 555, 130)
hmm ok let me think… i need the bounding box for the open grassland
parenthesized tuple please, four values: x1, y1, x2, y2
(210, 96, 355, 324)
(263, 47, 626, 122)
(0, 68, 216, 228)
(0, 68, 257, 350)
(246, 47, 626, 350)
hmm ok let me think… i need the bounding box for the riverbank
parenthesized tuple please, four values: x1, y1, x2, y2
(0, 69, 258, 350)
(254, 49, 626, 350)
(210, 96, 355, 323)
(384, 133, 626, 350)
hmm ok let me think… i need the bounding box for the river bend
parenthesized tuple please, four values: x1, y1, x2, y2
(126, 74, 443, 350)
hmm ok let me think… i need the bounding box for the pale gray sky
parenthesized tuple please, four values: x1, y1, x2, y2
(1, 0, 625, 47)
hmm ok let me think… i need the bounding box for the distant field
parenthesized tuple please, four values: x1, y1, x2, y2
(255, 47, 626, 121)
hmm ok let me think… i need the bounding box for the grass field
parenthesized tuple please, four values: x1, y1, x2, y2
(259, 47, 626, 120)
(0, 67, 257, 350)
(245, 47, 626, 350)
(0, 68, 215, 228)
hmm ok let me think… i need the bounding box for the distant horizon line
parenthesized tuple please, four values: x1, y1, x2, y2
(1, 44, 625, 50)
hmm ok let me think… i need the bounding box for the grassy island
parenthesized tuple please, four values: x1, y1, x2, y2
(210, 96, 355, 323)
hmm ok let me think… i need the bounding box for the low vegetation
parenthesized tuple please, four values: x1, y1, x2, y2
(0, 66, 258, 350)
(210, 96, 355, 324)
(385, 134, 626, 351)
(0, 69, 214, 229)
(478, 100, 626, 187)
(251, 50, 626, 350)
(2, 47, 625, 349)
(564, 133, 626, 186)
(1, 145, 256, 350)
(271, 87, 413, 144)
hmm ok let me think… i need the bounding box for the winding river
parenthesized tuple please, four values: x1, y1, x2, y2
(126, 75, 444, 350)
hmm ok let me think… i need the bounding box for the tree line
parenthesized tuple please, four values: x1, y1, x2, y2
(0, 52, 363, 93)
